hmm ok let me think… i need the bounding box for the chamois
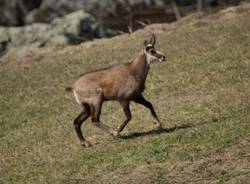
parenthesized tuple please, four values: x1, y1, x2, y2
(66, 34, 165, 147)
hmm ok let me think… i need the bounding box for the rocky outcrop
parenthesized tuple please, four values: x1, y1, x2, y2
(23, 0, 222, 31)
(0, 10, 116, 56)
(0, 0, 42, 26)
(25, 0, 86, 24)
(0, 0, 229, 27)
(0, 0, 236, 57)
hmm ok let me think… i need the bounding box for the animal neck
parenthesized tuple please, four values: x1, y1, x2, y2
(130, 50, 150, 82)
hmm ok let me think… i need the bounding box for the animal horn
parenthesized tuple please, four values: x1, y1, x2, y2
(150, 33, 156, 46)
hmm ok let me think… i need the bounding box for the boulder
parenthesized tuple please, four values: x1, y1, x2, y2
(25, 0, 82, 24)
(0, 10, 117, 56)
(0, 0, 42, 26)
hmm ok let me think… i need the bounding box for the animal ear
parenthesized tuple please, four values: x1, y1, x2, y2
(149, 33, 156, 46)
(143, 40, 148, 48)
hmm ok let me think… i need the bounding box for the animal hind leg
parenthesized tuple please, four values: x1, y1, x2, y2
(90, 101, 117, 137)
(74, 104, 91, 147)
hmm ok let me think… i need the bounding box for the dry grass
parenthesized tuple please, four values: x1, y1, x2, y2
(1, 3, 250, 184)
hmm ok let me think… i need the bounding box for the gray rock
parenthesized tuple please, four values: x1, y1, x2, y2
(25, 0, 86, 24)
(0, 0, 42, 26)
(0, 10, 117, 57)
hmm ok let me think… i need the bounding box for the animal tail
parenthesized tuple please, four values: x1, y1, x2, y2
(65, 86, 73, 92)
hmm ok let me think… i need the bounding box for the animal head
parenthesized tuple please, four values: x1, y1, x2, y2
(143, 34, 165, 64)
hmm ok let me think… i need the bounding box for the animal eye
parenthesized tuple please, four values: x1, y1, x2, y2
(150, 50, 156, 54)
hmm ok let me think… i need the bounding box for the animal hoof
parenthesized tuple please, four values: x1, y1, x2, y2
(81, 141, 92, 148)
(110, 129, 120, 138)
(156, 124, 163, 130)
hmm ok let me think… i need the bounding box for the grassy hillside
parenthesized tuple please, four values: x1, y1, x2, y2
(1, 4, 250, 184)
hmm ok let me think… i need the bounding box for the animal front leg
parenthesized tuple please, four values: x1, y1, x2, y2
(133, 95, 163, 129)
(115, 100, 132, 134)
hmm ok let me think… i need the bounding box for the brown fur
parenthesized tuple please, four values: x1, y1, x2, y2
(74, 51, 146, 100)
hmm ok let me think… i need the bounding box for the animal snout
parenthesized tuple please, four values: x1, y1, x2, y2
(160, 55, 166, 62)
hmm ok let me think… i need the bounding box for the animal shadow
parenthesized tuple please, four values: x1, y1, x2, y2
(120, 123, 192, 140)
